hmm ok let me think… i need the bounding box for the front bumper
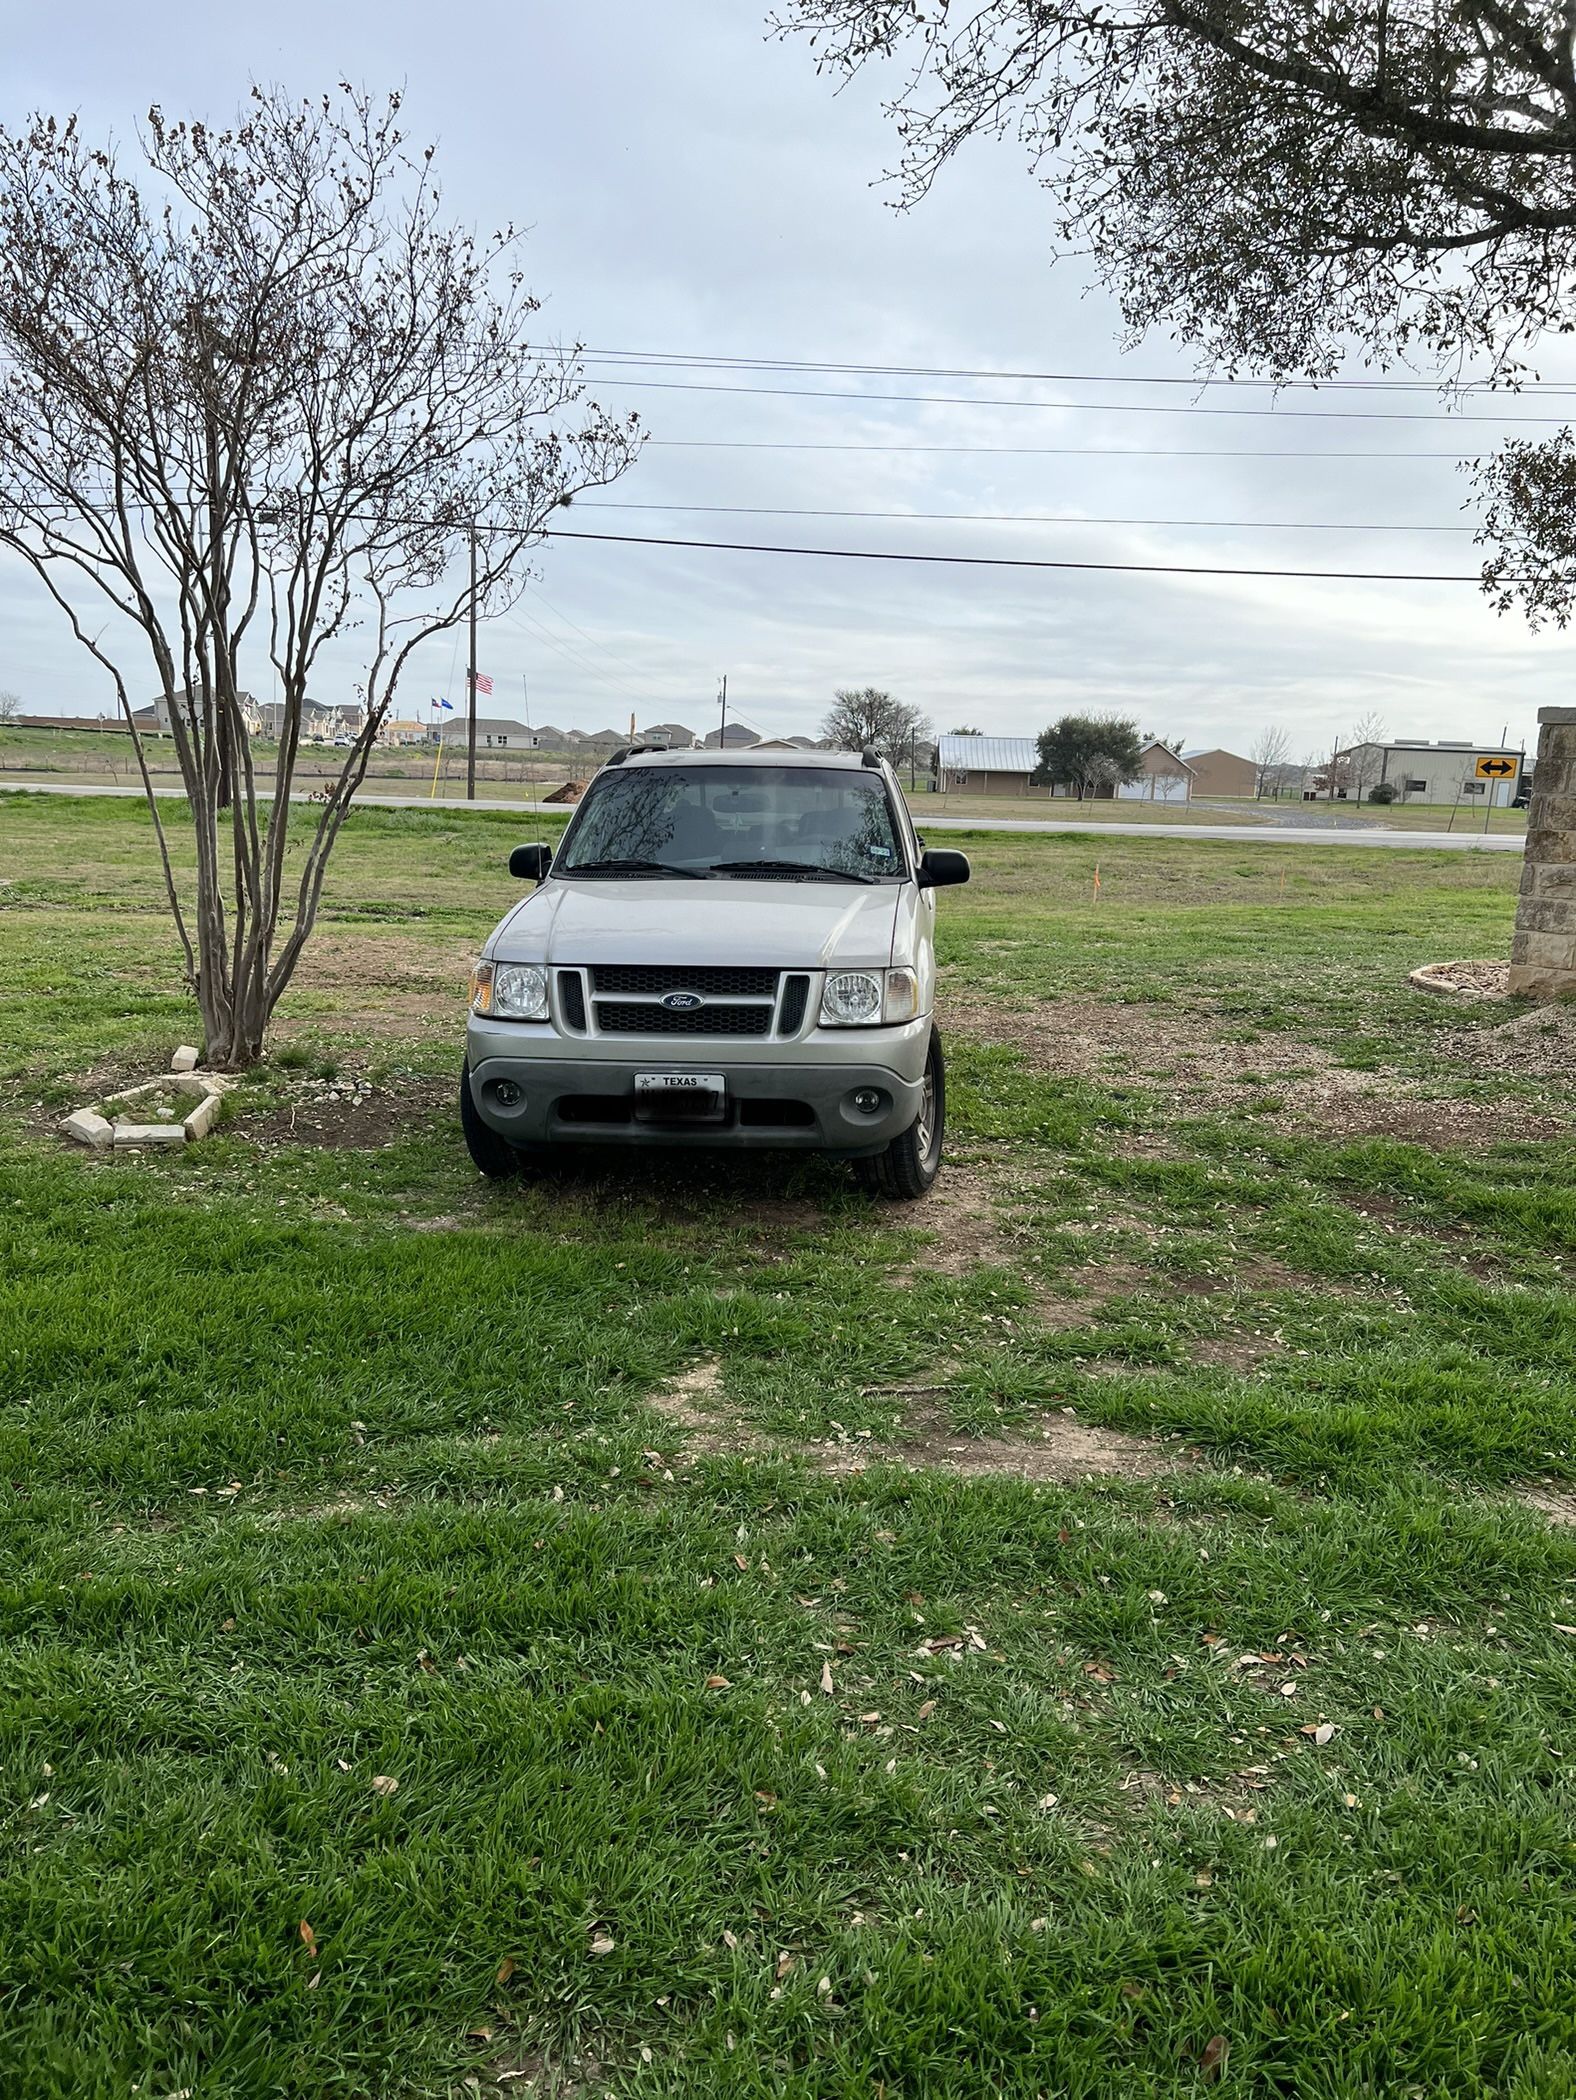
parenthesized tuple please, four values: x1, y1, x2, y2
(465, 1017, 929, 1154)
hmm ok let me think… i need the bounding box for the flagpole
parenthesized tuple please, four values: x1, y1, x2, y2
(466, 525, 478, 803)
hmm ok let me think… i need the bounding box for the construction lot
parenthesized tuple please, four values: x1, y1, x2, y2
(1, 793, 1573, 2098)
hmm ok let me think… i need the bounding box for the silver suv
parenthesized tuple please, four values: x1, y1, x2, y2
(461, 746, 969, 1197)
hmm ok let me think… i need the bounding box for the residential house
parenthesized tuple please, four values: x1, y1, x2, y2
(15, 712, 130, 734)
(141, 686, 263, 736)
(437, 715, 531, 751)
(933, 734, 1038, 796)
(702, 723, 762, 750)
(638, 721, 700, 750)
(1182, 747, 1255, 799)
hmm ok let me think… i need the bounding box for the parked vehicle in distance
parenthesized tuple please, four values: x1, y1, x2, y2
(462, 745, 970, 1196)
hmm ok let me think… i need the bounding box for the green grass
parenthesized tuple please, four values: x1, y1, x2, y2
(1, 792, 1574, 2097)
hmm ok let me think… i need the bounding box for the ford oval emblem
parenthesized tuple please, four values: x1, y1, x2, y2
(661, 990, 703, 1011)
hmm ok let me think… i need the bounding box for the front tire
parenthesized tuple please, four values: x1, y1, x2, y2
(460, 1058, 519, 1180)
(858, 1028, 945, 1201)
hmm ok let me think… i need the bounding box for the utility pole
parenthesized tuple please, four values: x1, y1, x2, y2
(718, 673, 728, 748)
(466, 526, 479, 802)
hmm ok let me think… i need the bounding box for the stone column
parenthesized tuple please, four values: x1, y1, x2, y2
(1509, 705, 1576, 999)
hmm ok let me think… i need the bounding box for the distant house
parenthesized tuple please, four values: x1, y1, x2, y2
(1182, 748, 1256, 799)
(250, 698, 365, 741)
(639, 721, 700, 750)
(1115, 741, 1194, 804)
(934, 734, 1038, 796)
(437, 715, 530, 751)
(143, 686, 262, 736)
(702, 723, 762, 750)
(378, 718, 431, 747)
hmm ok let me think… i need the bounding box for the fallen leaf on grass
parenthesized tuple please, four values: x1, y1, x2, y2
(1299, 1722, 1336, 1746)
(496, 1956, 516, 1985)
(589, 1933, 615, 1956)
(721, 1929, 739, 1950)
(1083, 1661, 1116, 1685)
(820, 1661, 835, 1696)
(705, 1674, 731, 1690)
(370, 1775, 399, 1797)
(776, 1951, 796, 1979)
(916, 1699, 936, 1722)
(1199, 2034, 1229, 2081)
(298, 1921, 317, 1958)
(1553, 1623, 1576, 1637)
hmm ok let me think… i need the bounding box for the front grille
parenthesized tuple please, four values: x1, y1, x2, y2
(594, 1000, 773, 1037)
(557, 970, 587, 1031)
(778, 973, 811, 1035)
(591, 964, 779, 998)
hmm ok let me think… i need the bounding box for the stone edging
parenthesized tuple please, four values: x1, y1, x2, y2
(1407, 960, 1510, 1001)
(60, 1046, 234, 1151)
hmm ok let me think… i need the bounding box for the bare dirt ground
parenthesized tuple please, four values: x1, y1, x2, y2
(648, 1359, 1189, 1485)
(940, 989, 1571, 1141)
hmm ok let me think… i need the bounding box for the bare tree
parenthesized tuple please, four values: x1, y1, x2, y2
(0, 690, 20, 725)
(1250, 725, 1292, 799)
(1342, 711, 1389, 803)
(0, 88, 638, 1066)
(822, 686, 932, 764)
(776, 3, 1576, 616)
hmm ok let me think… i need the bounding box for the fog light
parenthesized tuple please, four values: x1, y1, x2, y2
(493, 1079, 521, 1107)
(852, 1087, 882, 1115)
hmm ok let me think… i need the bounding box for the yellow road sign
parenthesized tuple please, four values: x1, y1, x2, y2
(1475, 754, 1520, 780)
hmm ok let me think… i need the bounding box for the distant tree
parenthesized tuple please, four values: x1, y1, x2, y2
(777, 2, 1576, 619)
(1251, 725, 1293, 799)
(0, 87, 638, 1067)
(947, 723, 983, 736)
(0, 689, 20, 725)
(1369, 782, 1398, 805)
(822, 686, 932, 764)
(1032, 714, 1143, 800)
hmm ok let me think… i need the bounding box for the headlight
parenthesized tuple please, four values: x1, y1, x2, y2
(819, 967, 924, 1027)
(470, 960, 549, 1021)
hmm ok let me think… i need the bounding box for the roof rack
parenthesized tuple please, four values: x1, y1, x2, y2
(860, 746, 881, 769)
(605, 743, 657, 767)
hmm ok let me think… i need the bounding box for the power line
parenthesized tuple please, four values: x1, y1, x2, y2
(579, 500, 1471, 534)
(646, 437, 1480, 458)
(541, 343, 1576, 397)
(588, 374, 1568, 425)
(545, 524, 1506, 585)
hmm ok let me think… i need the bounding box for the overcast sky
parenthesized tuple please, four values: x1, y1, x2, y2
(5, 0, 1573, 759)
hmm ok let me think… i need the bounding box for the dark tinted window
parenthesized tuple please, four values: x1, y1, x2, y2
(558, 766, 906, 879)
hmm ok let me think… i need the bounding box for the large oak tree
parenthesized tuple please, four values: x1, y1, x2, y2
(777, 2, 1576, 620)
(0, 87, 639, 1065)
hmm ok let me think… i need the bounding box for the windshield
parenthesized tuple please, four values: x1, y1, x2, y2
(555, 765, 908, 881)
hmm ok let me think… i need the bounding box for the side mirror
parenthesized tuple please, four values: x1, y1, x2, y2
(509, 843, 553, 883)
(917, 847, 970, 889)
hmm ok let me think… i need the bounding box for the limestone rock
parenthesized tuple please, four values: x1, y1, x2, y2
(60, 1109, 113, 1150)
(182, 1091, 224, 1140)
(171, 1046, 201, 1072)
(112, 1123, 187, 1148)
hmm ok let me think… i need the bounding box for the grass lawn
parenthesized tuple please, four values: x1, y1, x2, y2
(1, 791, 1573, 2099)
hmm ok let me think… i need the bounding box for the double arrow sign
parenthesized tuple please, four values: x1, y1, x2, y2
(1475, 755, 1519, 780)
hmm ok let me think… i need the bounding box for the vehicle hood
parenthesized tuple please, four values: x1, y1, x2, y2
(488, 877, 902, 970)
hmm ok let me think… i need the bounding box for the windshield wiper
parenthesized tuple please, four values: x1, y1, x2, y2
(707, 858, 876, 885)
(561, 857, 702, 879)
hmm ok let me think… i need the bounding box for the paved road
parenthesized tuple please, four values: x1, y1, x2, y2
(2, 778, 1527, 852)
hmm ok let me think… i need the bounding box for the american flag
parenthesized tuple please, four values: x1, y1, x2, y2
(472, 671, 494, 697)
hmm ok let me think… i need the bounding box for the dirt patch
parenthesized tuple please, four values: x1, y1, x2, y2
(942, 990, 1569, 1143)
(1451, 999, 1576, 1084)
(1514, 1482, 1576, 1527)
(282, 929, 474, 1037)
(908, 1153, 1036, 1276)
(648, 1362, 1187, 1484)
(235, 1070, 451, 1151)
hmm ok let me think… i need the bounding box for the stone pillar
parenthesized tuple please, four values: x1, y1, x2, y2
(1509, 705, 1576, 999)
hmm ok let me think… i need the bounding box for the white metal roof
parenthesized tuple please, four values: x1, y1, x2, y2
(936, 735, 1037, 773)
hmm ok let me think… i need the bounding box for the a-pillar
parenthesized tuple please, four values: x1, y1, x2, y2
(1509, 705, 1576, 999)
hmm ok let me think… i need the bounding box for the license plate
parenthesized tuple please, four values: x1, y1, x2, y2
(634, 1072, 727, 1122)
